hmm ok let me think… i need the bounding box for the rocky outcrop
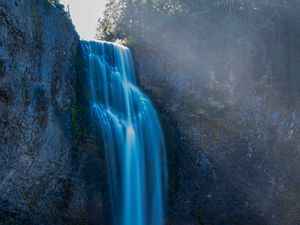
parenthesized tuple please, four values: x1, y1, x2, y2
(0, 1, 97, 224)
(131, 15, 300, 225)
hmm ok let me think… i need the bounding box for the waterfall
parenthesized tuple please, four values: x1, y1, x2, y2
(80, 40, 167, 225)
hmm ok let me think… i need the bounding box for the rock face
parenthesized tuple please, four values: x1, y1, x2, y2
(0, 1, 98, 224)
(2, 0, 300, 224)
(131, 18, 300, 225)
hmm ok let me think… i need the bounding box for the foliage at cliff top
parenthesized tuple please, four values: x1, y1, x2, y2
(97, 0, 300, 102)
(97, 0, 300, 41)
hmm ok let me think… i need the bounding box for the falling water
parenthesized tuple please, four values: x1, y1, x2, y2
(80, 41, 167, 225)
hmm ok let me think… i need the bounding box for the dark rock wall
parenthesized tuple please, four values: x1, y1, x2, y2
(131, 16, 300, 225)
(0, 1, 106, 224)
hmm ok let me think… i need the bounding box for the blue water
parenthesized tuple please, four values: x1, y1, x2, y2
(80, 41, 167, 225)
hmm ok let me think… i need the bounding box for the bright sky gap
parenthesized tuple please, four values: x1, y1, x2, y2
(60, 0, 107, 40)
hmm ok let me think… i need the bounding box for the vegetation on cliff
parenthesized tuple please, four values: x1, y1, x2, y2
(97, 0, 300, 101)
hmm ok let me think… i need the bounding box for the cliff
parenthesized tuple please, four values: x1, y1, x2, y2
(0, 1, 91, 224)
(131, 11, 300, 225)
(1, 0, 300, 225)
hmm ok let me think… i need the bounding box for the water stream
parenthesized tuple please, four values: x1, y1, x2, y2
(81, 40, 167, 225)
